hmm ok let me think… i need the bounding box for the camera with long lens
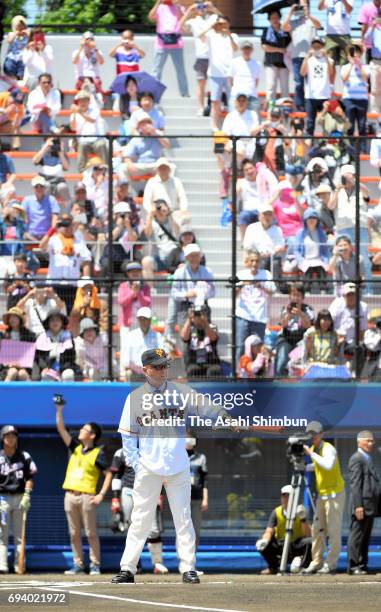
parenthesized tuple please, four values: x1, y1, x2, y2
(286, 432, 310, 470)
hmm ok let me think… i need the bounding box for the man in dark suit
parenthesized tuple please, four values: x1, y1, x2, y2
(347, 430, 380, 575)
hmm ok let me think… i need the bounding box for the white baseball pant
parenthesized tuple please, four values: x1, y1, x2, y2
(120, 465, 195, 574)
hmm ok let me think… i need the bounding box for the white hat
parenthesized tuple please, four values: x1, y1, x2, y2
(278, 179, 292, 191)
(78, 277, 94, 289)
(114, 201, 131, 214)
(137, 307, 152, 319)
(258, 202, 274, 214)
(31, 175, 47, 187)
(306, 157, 328, 173)
(340, 164, 355, 176)
(185, 437, 197, 447)
(184, 244, 201, 257)
(136, 112, 153, 125)
(154, 157, 172, 170)
(281, 485, 292, 495)
(83, 31, 94, 40)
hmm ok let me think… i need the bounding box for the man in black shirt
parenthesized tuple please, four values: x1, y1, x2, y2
(180, 306, 222, 379)
(110, 448, 168, 574)
(0, 425, 37, 574)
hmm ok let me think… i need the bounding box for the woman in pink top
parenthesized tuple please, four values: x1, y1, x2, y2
(272, 180, 304, 252)
(149, 0, 189, 96)
(118, 261, 152, 378)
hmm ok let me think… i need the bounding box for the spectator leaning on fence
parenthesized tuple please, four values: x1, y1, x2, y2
(0, 307, 36, 382)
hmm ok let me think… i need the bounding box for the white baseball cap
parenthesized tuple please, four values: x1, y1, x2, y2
(31, 175, 47, 187)
(114, 201, 131, 214)
(281, 485, 292, 495)
(185, 437, 197, 447)
(184, 244, 201, 257)
(137, 307, 152, 319)
(77, 277, 94, 289)
(340, 164, 355, 176)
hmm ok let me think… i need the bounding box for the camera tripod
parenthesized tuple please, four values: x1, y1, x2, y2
(279, 466, 323, 574)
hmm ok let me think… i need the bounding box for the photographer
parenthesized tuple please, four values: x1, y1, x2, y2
(142, 199, 180, 274)
(361, 309, 381, 380)
(180, 304, 221, 379)
(32, 135, 69, 195)
(256, 485, 311, 575)
(327, 236, 365, 296)
(55, 396, 112, 575)
(282, 0, 321, 111)
(274, 282, 314, 377)
(72, 31, 104, 93)
(300, 157, 332, 209)
(109, 29, 145, 75)
(302, 421, 345, 575)
(100, 201, 140, 276)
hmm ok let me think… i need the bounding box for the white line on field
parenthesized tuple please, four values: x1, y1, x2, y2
(34, 586, 248, 612)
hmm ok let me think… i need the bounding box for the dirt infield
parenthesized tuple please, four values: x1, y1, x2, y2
(0, 573, 380, 612)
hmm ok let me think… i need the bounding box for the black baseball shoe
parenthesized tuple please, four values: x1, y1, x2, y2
(111, 570, 135, 583)
(182, 571, 200, 584)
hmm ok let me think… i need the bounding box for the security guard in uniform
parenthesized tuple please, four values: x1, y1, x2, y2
(256, 484, 311, 574)
(302, 420, 345, 575)
(55, 395, 112, 576)
(0, 425, 37, 574)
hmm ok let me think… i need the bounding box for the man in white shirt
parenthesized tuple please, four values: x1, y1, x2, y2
(243, 202, 286, 282)
(47, 213, 92, 311)
(199, 15, 239, 130)
(72, 31, 104, 92)
(17, 285, 67, 336)
(180, 2, 221, 115)
(111, 348, 230, 584)
(26, 72, 61, 133)
(235, 250, 276, 371)
(300, 38, 336, 136)
(229, 40, 260, 110)
(222, 93, 259, 159)
(69, 90, 107, 173)
(318, 0, 353, 65)
(120, 307, 164, 381)
(143, 157, 190, 226)
(329, 282, 368, 357)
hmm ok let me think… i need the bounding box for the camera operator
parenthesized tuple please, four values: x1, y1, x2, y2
(327, 236, 365, 296)
(180, 304, 222, 379)
(302, 420, 345, 575)
(361, 309, 381, 380)
(256, 484, 311, 575)
(32, 135, 69, 196)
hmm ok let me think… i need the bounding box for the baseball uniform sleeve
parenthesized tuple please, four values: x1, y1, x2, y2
(118, 394, 140, 472)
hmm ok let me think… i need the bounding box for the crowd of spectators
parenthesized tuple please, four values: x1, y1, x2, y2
(1, 0, 381, 381)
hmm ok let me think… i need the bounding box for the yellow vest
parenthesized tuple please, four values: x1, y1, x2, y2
(274, 505, 304, 542)
(62, 445, 101, 495)
(312, 441, 344, 497)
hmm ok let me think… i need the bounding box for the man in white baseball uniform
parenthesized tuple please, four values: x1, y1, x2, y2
(111, 348, 230, 584)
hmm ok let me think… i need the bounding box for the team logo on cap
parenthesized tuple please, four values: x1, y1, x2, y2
(155, 349, 165, 357)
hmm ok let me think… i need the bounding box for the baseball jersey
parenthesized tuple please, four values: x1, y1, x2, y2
(0, 449, 37, 494)
(188, 451, 208, 500)
(111, 447, 135, 490)
(118, 380, 228, 476)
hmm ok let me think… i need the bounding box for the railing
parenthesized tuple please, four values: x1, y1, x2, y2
(0, 129, 380, 382)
